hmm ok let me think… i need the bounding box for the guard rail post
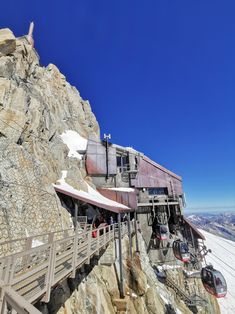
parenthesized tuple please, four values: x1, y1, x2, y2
(86, 230, 92, 265)
(71, 228, 79, 279)
(43, 233, 55, 303)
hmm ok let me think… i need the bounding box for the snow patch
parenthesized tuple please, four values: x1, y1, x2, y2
(25, 229, 44, 248)
(125, 146, 138, 153)
(158, 264, 181, 271)
(60, 130, 87, 159)
(159, 293, 169, 304)
(107, 187, 135, 193)
(55, 171, 129, 210)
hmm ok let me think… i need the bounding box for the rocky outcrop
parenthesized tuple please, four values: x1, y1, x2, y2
(0, 29, 99, 247)
(55, 234, 197, 314)
(0, 29, 16, 56)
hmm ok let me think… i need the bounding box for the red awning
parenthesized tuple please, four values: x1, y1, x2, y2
(54, 185, 132, 213)
(183, 217, 205, 240)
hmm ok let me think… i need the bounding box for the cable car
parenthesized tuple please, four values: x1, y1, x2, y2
(152, 220, 168, 241)
(201, 266, 227, 298)
(173, 240, 190, 262)
(156, 224, 168, 240)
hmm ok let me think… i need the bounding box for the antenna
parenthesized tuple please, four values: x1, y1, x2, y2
(27, 21, 34, 47)
(104, 133, 111, 140)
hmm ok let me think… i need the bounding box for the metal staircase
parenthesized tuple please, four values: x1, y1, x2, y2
(165, 275, 207, 308)
(0, 221, 133, 313)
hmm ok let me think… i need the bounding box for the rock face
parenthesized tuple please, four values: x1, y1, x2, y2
(0, 29, 99, 248)
(56, 234, 219, 314)
(0, 29, 16, 56)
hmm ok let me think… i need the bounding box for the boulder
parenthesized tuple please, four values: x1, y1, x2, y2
(0, 29, 16, 56)
(0, 56, 15, 78)
(0, 108, 27, 143)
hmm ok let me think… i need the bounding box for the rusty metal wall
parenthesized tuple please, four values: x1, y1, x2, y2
(131, 157, 183, 196)
(86, 139, 117, 176)
(98, 189, 137, 210)
(86, 139, 183, 197)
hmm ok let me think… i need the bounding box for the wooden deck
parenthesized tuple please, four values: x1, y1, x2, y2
(0, 221, 134, 313)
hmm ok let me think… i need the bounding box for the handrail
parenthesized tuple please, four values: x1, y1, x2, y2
(0, 281, 41, 314)
(0, 220, 135, 313)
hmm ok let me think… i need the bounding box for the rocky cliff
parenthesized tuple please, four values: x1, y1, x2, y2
(0, 28, 99, 248)
(0, 28, 220, 314)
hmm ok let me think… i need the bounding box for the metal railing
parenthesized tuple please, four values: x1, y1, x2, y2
(0, 221, 133, 313)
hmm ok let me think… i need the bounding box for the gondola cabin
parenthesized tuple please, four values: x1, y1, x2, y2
(173, 240, 190, 262)
(201, 266, 227, 298)
(155, 224, 168, 241)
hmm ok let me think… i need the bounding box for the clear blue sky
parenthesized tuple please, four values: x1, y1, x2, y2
(1, 1, 235, 209)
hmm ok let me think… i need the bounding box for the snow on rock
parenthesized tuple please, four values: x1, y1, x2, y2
(200, 229, 235, 314)
(159, 293, 169, 304)
(60, 130, 87, 159)
(55, 171, 129, 210)
(107, 187, 135, 193)
(25, 229, 44, 248)
(158, 264, 181, 271)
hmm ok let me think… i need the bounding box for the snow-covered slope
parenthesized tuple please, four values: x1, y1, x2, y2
(200, 229, 235, 314)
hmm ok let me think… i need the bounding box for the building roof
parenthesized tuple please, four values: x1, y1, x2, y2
(54, 184, 132, 214)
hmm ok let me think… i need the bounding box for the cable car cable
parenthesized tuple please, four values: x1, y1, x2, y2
(208, 254, 235, 279)
(209, 240, 235, 258)
(210, 252, 235, 273)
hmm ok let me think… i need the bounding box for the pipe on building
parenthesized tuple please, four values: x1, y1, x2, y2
(118, 213, 124, 298)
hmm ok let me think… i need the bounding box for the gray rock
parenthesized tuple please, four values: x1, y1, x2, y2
(0, 56, 15, 78)
(0, 29, 16, 56)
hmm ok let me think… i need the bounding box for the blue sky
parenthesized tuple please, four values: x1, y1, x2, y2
(1, 1, 235, 209)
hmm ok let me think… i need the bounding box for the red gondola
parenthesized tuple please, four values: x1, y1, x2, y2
(201, 266, 227, 298)
(152, 217, 168, 241)
(155, 224, 168, 240)
(173, 240, 190, 262)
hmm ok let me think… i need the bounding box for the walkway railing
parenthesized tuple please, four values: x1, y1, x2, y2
(0, 221, 134, 313)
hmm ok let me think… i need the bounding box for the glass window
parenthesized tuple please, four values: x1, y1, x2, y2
(180, 243, 189, 253)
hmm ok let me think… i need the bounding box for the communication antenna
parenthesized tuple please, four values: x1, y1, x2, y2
(104, 133, 111, 180)
(27, 21, 34, 47)
(104, 133, 111, 140)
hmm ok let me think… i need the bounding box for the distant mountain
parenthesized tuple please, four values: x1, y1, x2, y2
(186, 212, 235, 241)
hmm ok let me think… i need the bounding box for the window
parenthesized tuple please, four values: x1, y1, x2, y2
(148, 188, 168, 195)
(116, 153, 129, 172)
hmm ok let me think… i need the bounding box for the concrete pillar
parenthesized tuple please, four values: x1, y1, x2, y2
(127, 212, 132, 260)
(74, 203, 78, 229)
(134, 211, 139, 252)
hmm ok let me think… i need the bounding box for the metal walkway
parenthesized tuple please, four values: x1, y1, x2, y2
(165, 275, 207, 308)
(0, 221, 134, 313)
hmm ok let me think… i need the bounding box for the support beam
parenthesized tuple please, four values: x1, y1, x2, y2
(118, 213, 124, 298)
(190, 227, 196, 249)
(74, 203, 78, 229)
(127, 212, 132, 260)
(134, 211, 139, 253)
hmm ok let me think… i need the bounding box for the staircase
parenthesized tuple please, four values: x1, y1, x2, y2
(165, 275, 207, 308)
(0, 221, 133, 313)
